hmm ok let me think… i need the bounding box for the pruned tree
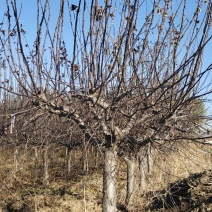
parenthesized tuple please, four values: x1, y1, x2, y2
(1, 0, 212, 211)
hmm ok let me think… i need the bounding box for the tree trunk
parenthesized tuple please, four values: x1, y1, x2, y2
(138, 151, 148, 191)
(14, 147, 19, 171)
(34, 146, 38, 168)
(147, 143, 153, 173)
(138, 144, 154, 191)
(102, 144, 117, 212)
(83, 140, 89, 173)
(67, 146, 72, 177)
(95, 149, 99, 168)
(161, 156, 169, 183)
(43, 145, 49, 186)
(51, 148, 56, 168)
(123, 156, 135, 209)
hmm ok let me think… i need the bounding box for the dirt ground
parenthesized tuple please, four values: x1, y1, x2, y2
(0, 169, 211, 211)
(0, 143, 211, 212)
(146, 169, 212, 212)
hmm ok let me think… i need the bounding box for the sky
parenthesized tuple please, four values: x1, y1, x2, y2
(0, 0, 211, 114)
(0, 1, 210, 47)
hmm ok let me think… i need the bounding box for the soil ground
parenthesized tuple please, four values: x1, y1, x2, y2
(1, 170, 211, 212)
(146, 169, 212, 212)
(0, 143, 211, 211)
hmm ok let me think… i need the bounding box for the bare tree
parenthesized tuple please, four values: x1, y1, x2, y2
(1, 0, 212, 211)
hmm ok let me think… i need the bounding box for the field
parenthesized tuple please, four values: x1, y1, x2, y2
(0, 141, 211, 211)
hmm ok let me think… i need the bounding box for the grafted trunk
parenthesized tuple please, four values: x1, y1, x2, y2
(102, 144, 117, 212)
(123, 156, 135, 209)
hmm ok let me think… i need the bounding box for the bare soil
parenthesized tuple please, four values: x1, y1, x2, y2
(146, 169, 212, 212)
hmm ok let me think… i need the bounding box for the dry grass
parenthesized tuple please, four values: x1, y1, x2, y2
(0, 142, 211, 211)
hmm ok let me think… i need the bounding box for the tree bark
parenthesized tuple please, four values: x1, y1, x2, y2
(123, 156, 135, 209)
(43, 145, 49, 186)
(67, 146, 72, 177)
(147, 143, 153, 173)
(83, 140, 89, 173)
(95, 149, 99, 169)
(138, 144, 154, 191)
(34, 146, 38, 168)
(102, 144, 117, 212)
(51, 148, 56, 168)
(138, 152, 147, 191)
(14, 147, 19, 171)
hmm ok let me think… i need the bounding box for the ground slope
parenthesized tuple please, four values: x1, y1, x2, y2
(146, 170, 212, 212)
